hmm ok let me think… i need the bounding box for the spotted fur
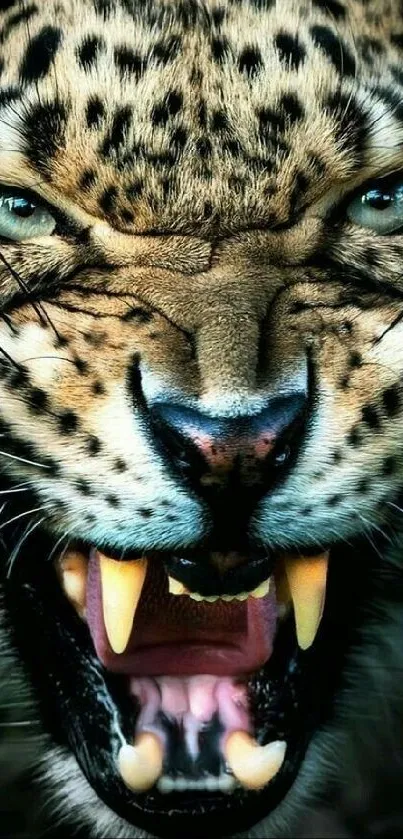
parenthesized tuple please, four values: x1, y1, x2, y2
(1, 0, 403, 836)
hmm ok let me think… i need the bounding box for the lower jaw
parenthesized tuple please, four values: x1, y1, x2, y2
(2, 533, 349, 838)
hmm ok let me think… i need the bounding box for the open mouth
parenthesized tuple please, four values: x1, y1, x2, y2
(60, 545, 328, 795)
(3, 530, 353, 837)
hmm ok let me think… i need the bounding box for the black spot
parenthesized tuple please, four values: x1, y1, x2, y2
(326, 92, 368, 162)
(80, 168, 97, 190)
(238, 46, 263, 77)
(347, 426, 362, 446)
(86, 95, 105, 128)
(0, 86, 20, 108)
(310, 25, 356, 77)
(93, 0, 112, 16)
(0, 1, 19, 9)
(198, 100, 207, 128)
(212, 7, 226, 25)
(23, 99, 68, 179)
(20, 26, 62, 83)
(121, 208, 134, 223)
(391, 33, 403, 50)
(0, 4, 38, 44)
(27, 387, 48, 414)
(349, 351, 362, 368)
(106, 494, 120, 507)
(122, 307, 152, 323)
(196, 137, 212, 158)
(8, 366, 29, 389)
(203, 200, 213, 218)
(211, 36, 229, 63)
(85, 513, 96, 524)
(211, 109, 229, 131)
(275, 31, 306, 70)
(152, 91, 183, 125)
(58, 410, 79, 434)
(382, 455, 397, 476)
(99, 185, 118, 213)
(74, 357, 89, 375)
(126, 180, 144, 200)
(92, 380, 105, 396)
(139, 508, 153, 518)
(279, 93, 305, 123)
(312, 0, 346, 20)
(170, 126, 188, 152)
(77, 35, 105, 70)
(151, 34, 182, 64)
(87, 434, 102, 455)
(77, 478, 92, 495)
(114, 46, 145, 78)
(361, 404, 380, 430)
(327, 493, 344, 506)
(101, 106, 132, 157)
(114, 458, 127, 473)
(382, 384, 401, 417)
(356, 478, 370, 494)
(332, 449, 343, 463)
(301, 506, 312, 516)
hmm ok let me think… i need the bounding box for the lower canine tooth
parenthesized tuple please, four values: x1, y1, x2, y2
(98, 552, 148, 654)
(284, 552, 329, 650)
(225, 731, 286, 790)
(118, 733, 163, 792)
(251, 578, 271, 598)
(168, 576, 188, 595)
(57, 550, 88, 618)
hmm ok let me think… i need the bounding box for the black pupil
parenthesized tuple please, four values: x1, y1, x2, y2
(9, 196, 36, 218)
(364, 188, 392, 211)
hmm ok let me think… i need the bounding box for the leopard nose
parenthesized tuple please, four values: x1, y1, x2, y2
(151, 392, 308, 498)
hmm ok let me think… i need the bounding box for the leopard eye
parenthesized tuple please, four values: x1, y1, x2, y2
(346, 180, 403, 235)
(0, 188, 56, 241)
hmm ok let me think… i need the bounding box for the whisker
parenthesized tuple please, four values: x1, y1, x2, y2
(0, 506, 49, 532)
(7, 516, 45, 578)
(0, 449, 53, 470)
(0, 251, 64, 344)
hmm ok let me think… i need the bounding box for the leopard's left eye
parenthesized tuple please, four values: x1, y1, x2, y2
(346, 180, 403, 235)
(0, 189, 56, 241)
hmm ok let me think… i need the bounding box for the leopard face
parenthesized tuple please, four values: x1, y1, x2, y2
(1, 0, 403, 836)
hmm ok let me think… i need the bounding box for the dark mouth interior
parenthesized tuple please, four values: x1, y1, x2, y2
(1, 523, 363, 838)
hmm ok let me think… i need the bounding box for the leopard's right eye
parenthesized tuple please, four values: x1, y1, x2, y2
(0, 188, 56, 241)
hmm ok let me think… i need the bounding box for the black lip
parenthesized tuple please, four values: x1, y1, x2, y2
(1, 528, 358, 839)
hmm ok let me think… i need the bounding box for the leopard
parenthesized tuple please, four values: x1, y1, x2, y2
(1, 0, 403, 836)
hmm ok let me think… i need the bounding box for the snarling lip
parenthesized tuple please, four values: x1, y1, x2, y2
(53, 544, 328, 799)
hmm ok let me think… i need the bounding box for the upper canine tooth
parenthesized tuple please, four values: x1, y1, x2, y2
(284, 552, 329, 650)
(251, 578, 271, 599)
(98, 552, 148, 654)
(224, 731, 286, 790)
(57, 550, 88, 618)
(168, 576, 188, 596)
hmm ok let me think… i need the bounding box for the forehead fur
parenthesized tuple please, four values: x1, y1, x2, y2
(0, 0, 403, 235)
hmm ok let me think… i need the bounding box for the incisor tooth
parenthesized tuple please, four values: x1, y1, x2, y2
(168, 576, 188, 596)
(99, 553, 147, 654)
(251, 578, 271, 599)
(57, 550, 88, 618)
(284, 552, 329, 650)
(225, 731, 286, 790)
(118, 733, 163, 792)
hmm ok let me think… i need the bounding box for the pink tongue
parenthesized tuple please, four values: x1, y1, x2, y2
(86, 553, 277, 678)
